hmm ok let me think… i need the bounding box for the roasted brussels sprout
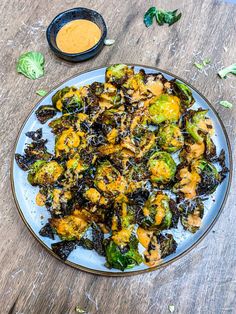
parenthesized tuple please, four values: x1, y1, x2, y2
(173, 163, 201, 199)
(95, 161, 127, 195)
(143, 233, 177, 267)
(149, 94, 181, 124)
(35, 105, 57, 124)
(158, 124, 184, 152)
(27, 160, 63, 186)
(50, 209, 89, 240)
(193, 159, 221, 195)
(139, 192, 172, 230)
(104, 235, 143, 271)
(179, 139, 205, 163)
(185, 109, 214, 143)
(179, 198, 204, 233)
(148, 152, 176, 183)
(52, 87, 82, 113)
(171, 80, 195, 109)
(105, 64, 134, 86)
(15, 139, 52, 171)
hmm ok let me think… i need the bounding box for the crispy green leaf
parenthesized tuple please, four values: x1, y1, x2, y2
(218, 63, 236, 78)
(36, 89, 47, 97)
(144, 7, 181, 27)
(219, 100, 233, 109)
(194, 58, 211, 70)
(144, 7, 157, 27)
(16, 51, 45, 80)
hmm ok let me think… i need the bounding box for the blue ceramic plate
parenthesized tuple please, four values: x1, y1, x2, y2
(11, 65, 232, 276)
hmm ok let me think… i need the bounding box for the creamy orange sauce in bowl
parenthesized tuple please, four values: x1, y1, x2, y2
(46, 8, 107, 62)
(56, 19, 102, 54)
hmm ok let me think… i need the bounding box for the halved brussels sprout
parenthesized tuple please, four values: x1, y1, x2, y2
(179, 198, 204, 233)
(52, 87, 82, 113)
(105, 64, 134, 86)
(27, 160, 63, 186)
(185, 109, 214, 143)
(149, 94, 181, 124)
(171, 80, 195, 109)
(35, 105, 57, 124)
(55, 127, 86, 157)
(143, 232, 177, 267)
(95, 161, 127, 195)
(148, 152, 176, 183)
(139, 192, 172, 230)
(104, 235, 143, 271)
(158, 124, 184, 152)
(192, 159, 221, 195)
(49, 114, 79, 135)
(179, 139, 205, 163)
(50, 209, 89, 240)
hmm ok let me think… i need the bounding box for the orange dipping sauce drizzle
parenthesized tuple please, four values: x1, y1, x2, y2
(56, 19, 102, 54)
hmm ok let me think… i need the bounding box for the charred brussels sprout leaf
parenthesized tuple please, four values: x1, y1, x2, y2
(158, 233, 177, 258)
(28, 160, 63, 186)
(105, 235, 142, 271)
(171, 80, 195, 109)
(51, 240, 77, 260)
(158, 124, 184, 153)
(148, 151, 176, 183)
(78, 238, 94, 250)
(205, 134, 216, 161)
(25, 128, 42, 141)
(39, 223, 55, 239)
(179, 198, 204, 233)
(52, 87, 82, 113)
(149, 94, 180, 124)
(35, 105, 57, 124)
(105, 64, 134, 86)
(193, 159, 221, 195)
(92, 224, 105, 256)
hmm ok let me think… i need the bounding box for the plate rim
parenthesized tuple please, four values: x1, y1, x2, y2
(11, 63, 233, 277)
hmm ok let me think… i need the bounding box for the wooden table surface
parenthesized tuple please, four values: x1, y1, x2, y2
(1, 0, 236, 313)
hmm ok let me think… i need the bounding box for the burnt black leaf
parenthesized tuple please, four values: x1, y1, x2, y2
(39, 223, 55, 239)
(51, 240, 77, 260)
(35, 105, 57, 124)
(25, 128, 42, 141)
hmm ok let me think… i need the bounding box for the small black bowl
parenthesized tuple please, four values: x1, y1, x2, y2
(46, 7, 107, 62)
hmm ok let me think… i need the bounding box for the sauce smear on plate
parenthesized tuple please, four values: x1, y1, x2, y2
(56, 19, 101, 54)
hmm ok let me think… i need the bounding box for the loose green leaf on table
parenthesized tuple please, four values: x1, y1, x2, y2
(219, 100, 233, 109)
(36, 89, 47, 97)
(218, 63, 236, 78)
(194, 58, 211, 70)
(144, 7, 181, 27)
(16, 51, 45, 80)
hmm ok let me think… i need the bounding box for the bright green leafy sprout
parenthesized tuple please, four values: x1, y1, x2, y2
(105, 235, 143, 271)
(140, 193, 172, 230)
(219, 100, 233, 109)
(218, 63, 236, 78)
(16, 51, 45, 80)
(148, 151, 176, 183)
(185, 109, 211, 143)
(36, 89, 47, 97)
(158, 124, 184, 152)
(105, 64, 134, 85)
(144, 7, 182, 27)
(28, 160, 63, 186)
(149, 94, 180, 124)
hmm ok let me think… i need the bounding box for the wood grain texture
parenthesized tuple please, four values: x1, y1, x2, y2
(0, 0, 236, 313)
